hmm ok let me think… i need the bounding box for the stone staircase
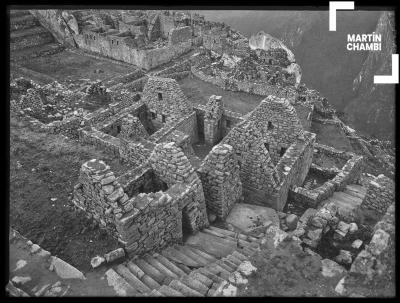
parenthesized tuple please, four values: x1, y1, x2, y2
(10, 10, 64, 61)
(106, 226, 262, 296)
(322, 184, 367, 221)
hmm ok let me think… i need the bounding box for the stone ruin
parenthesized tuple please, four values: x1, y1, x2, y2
(11, 68, 394, 287)
(9, 9, 395, 297)
(65, 75, 321, 257)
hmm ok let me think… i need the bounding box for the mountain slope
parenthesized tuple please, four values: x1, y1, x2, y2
(345, 11, 396, 142)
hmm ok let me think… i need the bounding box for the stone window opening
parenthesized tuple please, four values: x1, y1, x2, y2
(226, 119, 231, 128)
(162, 115, 166, 123)
(158, 92, 163, 100)
(280, 147, 287, 157)
(116, 125, 121, 133)
(150, 112, 156, 120)
(268, 121, 274, 130)
(117, 41, 119, 45)
(264, 142, 270, 151)
(112, 39, 114, 44)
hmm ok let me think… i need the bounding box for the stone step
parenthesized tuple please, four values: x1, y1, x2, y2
(114, 264, 151, 294)
(169, 279, 203, 297)
(202, 229, 258, 250)
(143, 254, 179, 280)
(185, 245, 218, 263)
(126, 261, 161, 290)
(232, 250, 248, 262)
(32, 283, 52, 297)
(157, 284, 185, 297)
(174, 245, 210, 266)
(185, 233, 235, 259)
(195, 267, 226, 285)
(346, 184, 367, 195)
(215, 259, 235, 273)
(104, 268, 139, 296)
(221, 257, 239, 271)
(152, 253, 188, 277)
(148, 289, 164, 297)
(204, 263, 231, 280)
(326, 197, 352, 210)
(188, 271, 214, 288)
(197, 231, 238, 254)
(343, 189, 364, 200)
(208, 226, 255, 242)
(161, 246, 201, 268)
(225, 254, 243, 266)
(335, 191, 363, 203)
(134, 258, 167, 285)
(179, 275, 209, 295)
(172, 262, 192, 275)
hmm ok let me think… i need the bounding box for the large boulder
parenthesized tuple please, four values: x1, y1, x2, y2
(249, 31, 296, 63)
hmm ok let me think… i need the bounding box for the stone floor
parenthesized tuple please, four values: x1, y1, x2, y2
(225, 203, 280, 233)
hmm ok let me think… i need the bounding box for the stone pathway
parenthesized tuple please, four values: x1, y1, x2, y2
(321, 184, 367, 220)
(106, 226, 262, 296)
(8, 226, 262, 297)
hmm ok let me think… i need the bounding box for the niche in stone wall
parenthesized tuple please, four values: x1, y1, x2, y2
(280, 147, 287, 157)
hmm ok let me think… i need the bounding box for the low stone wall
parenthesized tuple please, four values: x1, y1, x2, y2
(153, 58, 192, 77)
(116, 190, 182, 254)
(289, 151, 364, 208)
(191, 66, 297, 101)
(314, 143, 354, 161)
(106, 70, 145, 87)
(269, 132, 315, 211)
(79, 128, 120, 156)
(149, 112, 198, 144)
(360, 174, 394, 215)
(45, 116, 83, 139)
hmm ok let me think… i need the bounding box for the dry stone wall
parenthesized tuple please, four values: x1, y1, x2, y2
(143, 77, 193, 122)
(204, 95, 224, 145)
(116, 190, 182, 255)
(247, 96, 304, 164)
(271, 132, 315, 210)
(149, 112, 198, 145)
(198, 144, 242, 219)
(191, 66, 297, 101)
(289, 148, 364, 208)
(118, 114, 149, 141)
(149, 142, 209, 233)
(169, 26, 192, 45)
(361, 174, 394, 215)
(222, 120, 280, 206)
(72, 159, 131, 237)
